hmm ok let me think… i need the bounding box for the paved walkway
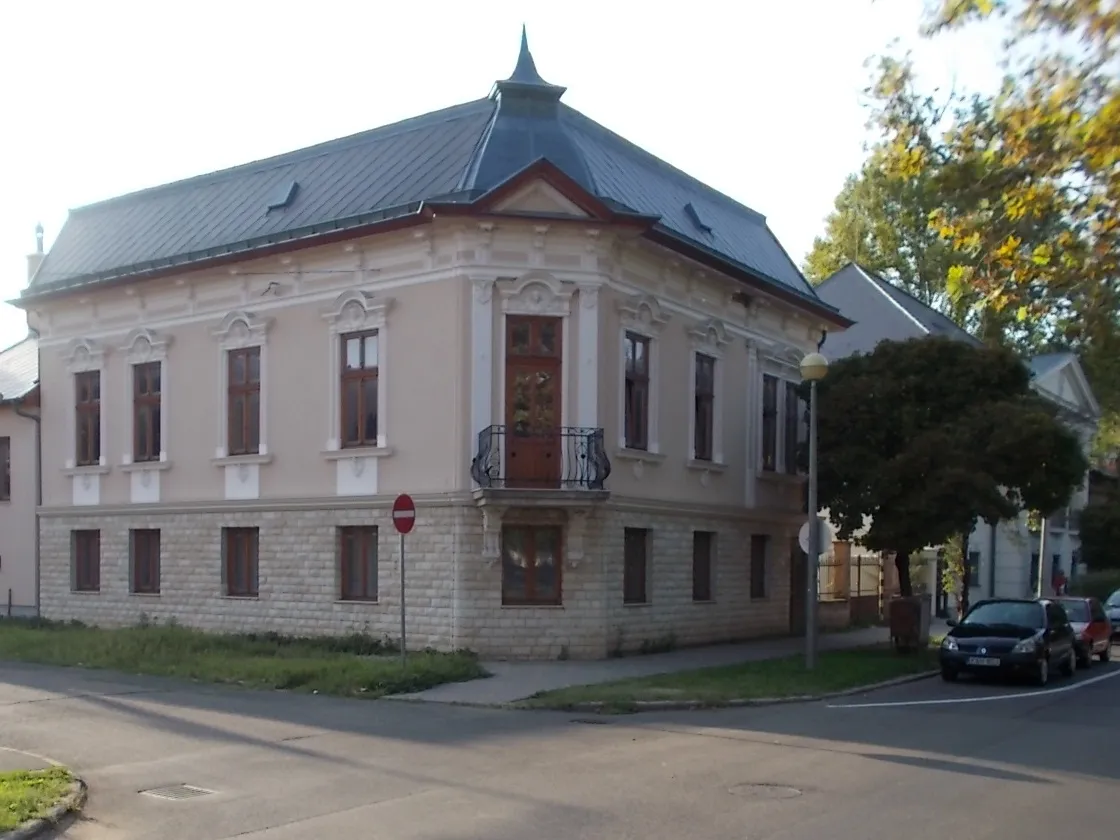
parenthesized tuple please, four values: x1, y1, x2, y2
(396, 622, 950, 705)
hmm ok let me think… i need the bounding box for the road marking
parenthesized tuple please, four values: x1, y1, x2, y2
(827, 667, 1120, 709)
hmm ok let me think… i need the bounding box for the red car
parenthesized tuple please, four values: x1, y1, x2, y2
(1051, 597, 1113, 666)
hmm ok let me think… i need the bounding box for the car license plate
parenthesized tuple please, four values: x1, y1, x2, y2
(966, 656, 1000, 667)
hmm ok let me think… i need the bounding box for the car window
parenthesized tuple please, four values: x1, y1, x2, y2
(962, 601, 1045, 629)
(1057, 600, 1090, 622)
(1090, 600, 1108, 622)
(1107, 590, 1120, 608)
(1046, 603, 1070, 627)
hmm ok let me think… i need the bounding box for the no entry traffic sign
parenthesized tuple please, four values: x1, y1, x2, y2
(392, 493, 416, 535)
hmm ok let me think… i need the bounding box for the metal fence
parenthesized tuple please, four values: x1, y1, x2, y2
(817, 552, 886, 625)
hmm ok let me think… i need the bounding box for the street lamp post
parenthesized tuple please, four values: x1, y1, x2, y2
(800, 351, 829, 671)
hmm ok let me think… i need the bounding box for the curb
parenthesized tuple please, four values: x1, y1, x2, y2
(538, 669, 941, 714)
(1, 777, 88, 840)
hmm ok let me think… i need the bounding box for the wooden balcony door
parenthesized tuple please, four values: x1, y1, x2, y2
(505, 315, 562, 489)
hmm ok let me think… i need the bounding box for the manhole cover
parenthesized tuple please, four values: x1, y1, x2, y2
(727, 783, 803, 801)
(140, 784, 214, 801)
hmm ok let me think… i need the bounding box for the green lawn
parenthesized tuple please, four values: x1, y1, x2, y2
(0, 620, 486, 698)
(0, 767, 74, 831)
(520, 646, 939, 712)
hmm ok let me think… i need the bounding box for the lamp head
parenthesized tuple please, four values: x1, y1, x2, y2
(800, 352, 829, 382)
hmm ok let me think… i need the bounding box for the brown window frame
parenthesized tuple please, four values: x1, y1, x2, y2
(339, 526, 378, 601)
(692, 531, 714, 602)
(133, 361, 162, 463)
(750, 534, 769, 600)
(227, 346, 261, 456)
(130, 529, 161, 595)
(223, 527, 259, 598)
(340, 330, 380, 449)
(0, 436, 9, 501)
(783, 381, 801, 475)
(761, 375, 778, 472)
(501, 524, 563, 606)
(75, 370, 101, 467)
(623, 527, 650, 604)
(72, 530, 101, 592)
(623, 332, 650, 450)
(693, 354, 716, 462)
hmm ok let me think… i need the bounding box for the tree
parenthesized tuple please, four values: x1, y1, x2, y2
(1079, 502, 1120, 570)
(809, 336, 1089, 596)
(868, 0, 1120, 453)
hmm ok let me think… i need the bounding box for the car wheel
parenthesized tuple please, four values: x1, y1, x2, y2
(1035, 657, 1050, 686)
(1102, 645, 1112, 663)
(1061, 649, 1076, 678)
(940, 667, 958, 682)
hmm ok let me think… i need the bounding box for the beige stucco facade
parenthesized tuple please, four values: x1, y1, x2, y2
(0, 399, 38, 617)
(26, 185, 836, 657)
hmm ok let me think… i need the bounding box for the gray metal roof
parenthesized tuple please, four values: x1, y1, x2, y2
(1028, 352, 1076, 380)
(0, 333, 39, 402)
(27, 30, 820, 308)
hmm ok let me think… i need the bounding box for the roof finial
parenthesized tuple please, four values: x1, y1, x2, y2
(34, 223, 44, 254)
(493, 25, 566, 102)
(505, 25, 549, 86)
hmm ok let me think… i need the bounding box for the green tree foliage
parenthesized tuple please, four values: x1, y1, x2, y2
(859, 0, 1120, 456)
(810, 336, 1089, 595)
(1078, 502, 1120, 570)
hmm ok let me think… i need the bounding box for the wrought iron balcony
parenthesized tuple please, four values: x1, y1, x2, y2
(470, 425, 611, 491)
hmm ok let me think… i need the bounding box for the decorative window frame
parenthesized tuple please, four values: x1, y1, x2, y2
(686, 318, 731, 470)
(321, 290, 394, 456)
(616, 293, 668, 459)
(211, 310, 272, 462)
(118, 327, 172, 469)
(758, 342, 805, 478)
(63, 337, 109, 472)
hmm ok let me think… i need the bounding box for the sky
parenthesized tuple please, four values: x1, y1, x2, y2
(0, 0, 1005, 349)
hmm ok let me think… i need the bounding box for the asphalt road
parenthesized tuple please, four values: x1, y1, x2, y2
(2, 653, 1117, 840)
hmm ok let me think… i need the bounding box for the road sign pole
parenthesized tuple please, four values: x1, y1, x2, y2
(806, 380, 819, 671)
(399, 531, 407, 665)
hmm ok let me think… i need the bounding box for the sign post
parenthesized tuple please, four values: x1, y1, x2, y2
(391, 494, 416, 665)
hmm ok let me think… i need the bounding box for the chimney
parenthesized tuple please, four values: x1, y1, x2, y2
(26, 223, 44, 282)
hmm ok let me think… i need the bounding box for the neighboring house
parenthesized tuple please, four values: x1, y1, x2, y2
(12, 32, 849, 658)
(815, 263, 1100, 607)
(0, 330, 40, 618)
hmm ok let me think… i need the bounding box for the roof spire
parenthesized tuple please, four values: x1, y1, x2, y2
(493, 25, 565, 101)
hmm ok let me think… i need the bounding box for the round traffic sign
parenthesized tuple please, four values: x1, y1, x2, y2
(392, 493, 416, 535)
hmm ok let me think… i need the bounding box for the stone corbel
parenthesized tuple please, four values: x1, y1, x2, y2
(482, 505, 508, 567)
(565, 509, 590, 569)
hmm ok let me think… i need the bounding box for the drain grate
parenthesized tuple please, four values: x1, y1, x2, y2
(140, 784, 215, 801)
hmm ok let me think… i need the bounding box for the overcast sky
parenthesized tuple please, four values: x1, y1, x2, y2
(0, 0, 1004, 348)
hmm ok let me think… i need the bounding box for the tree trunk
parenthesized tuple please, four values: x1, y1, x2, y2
(894, 549, 913, 597)
(958, 530, 972, 619)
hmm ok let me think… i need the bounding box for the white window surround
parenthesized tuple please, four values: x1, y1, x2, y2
(616, 293, 669, 461)
(62, 337, 110, 474)
(758, 343, 806, 479)
(687, 318, 731, 470)
(118, 327, 172, 470)
(211, 310, 273, 463)
(321, 289, 394, 457)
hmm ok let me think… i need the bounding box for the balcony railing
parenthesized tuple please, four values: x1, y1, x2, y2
(470, 425, 611, 491)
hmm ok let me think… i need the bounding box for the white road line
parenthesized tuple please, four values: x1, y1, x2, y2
(827, 667, 1120, 709)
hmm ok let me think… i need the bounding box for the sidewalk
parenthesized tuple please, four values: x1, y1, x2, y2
(396, 623, 943, 706)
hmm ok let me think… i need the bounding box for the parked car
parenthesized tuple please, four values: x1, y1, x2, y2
(940, 598, 1077, 686)
(1106, 590, 1120, 640)
(1049, 597, 1111, 666)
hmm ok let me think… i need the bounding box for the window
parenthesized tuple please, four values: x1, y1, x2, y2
(75, 370, 101, 467)
(223, 527, 259, 597)
(340, 331, 379, 448)
(623, 528, 649, 604)
(623, 332, 650, 450)
(130, 529, 161, 594)
(693, 354, 716, 461)
(966, 551, 981, 583)
(227, 347, 261, 456)
(692, 531, 714, 601)
(133, 362, 162, 462)
(1090, 599, 1107, 623)
(339, 526, 378, 601)
(761, 375, 778, 472)
(750, 534, 769, 599)
(72, 530, 100, 592)
(783, 381, 803, 474)
(1030, 552, 1040, 592)
(501, 525, 561, 605)
(0, 437, 9, 501)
